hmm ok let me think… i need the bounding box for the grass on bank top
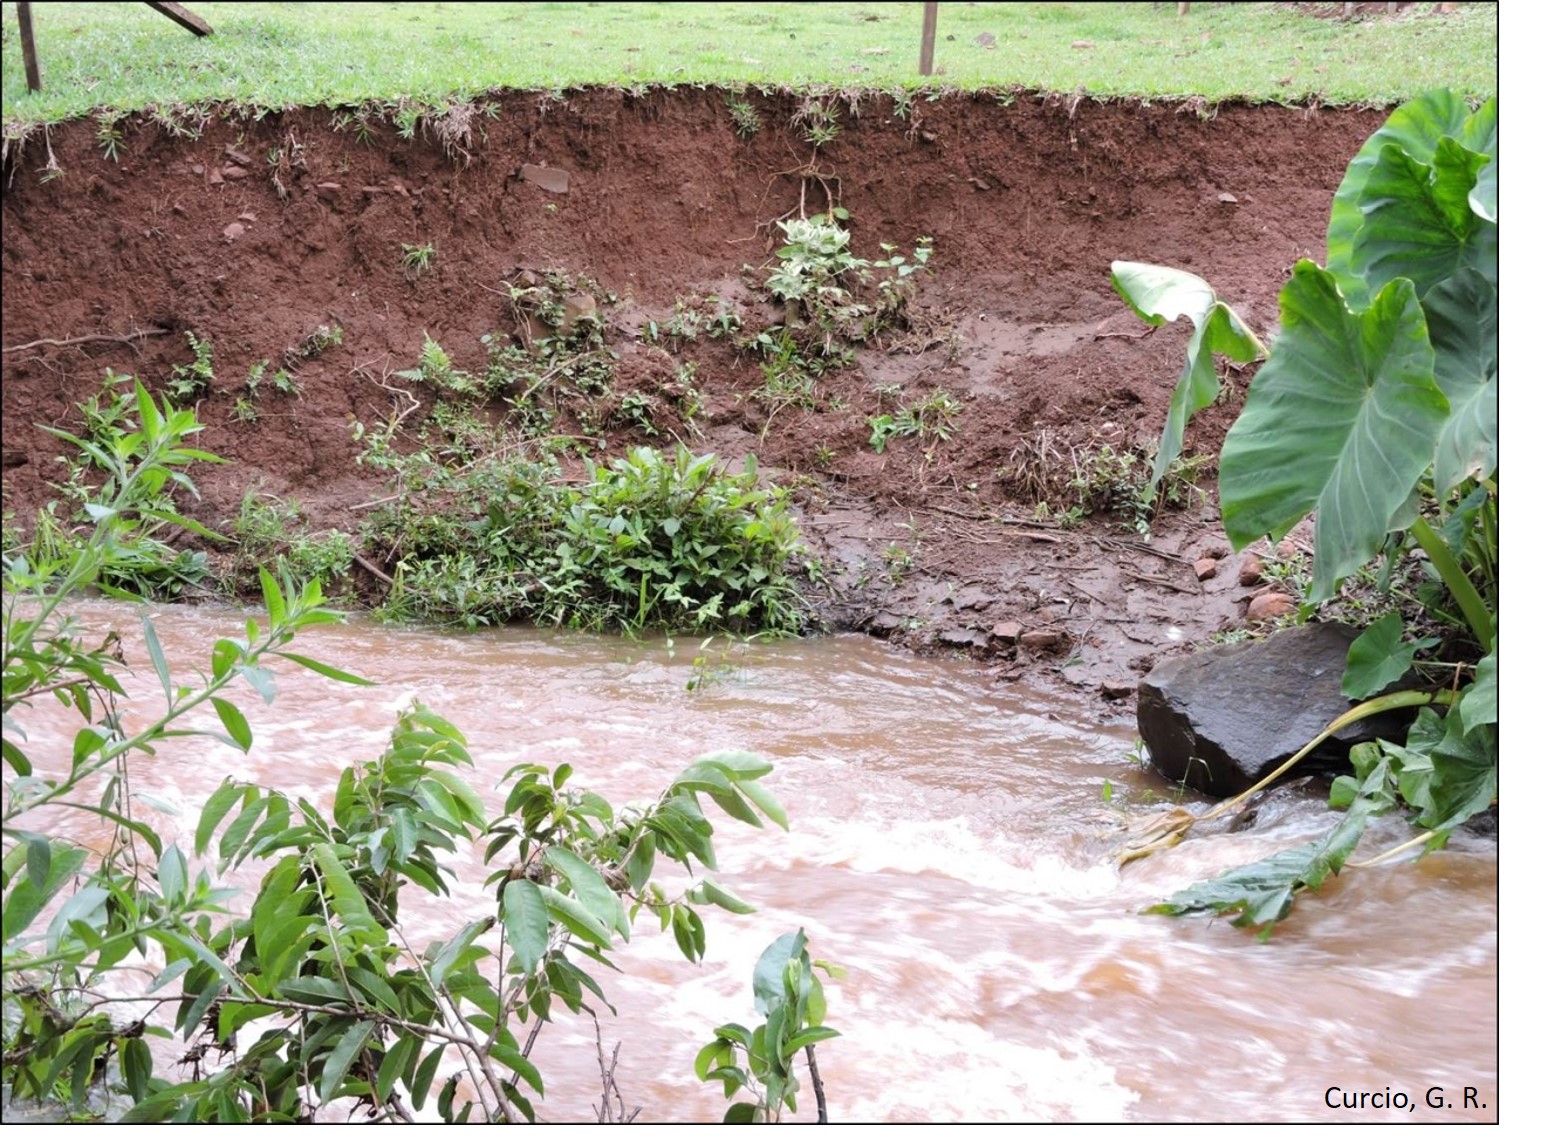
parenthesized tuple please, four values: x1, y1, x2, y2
(1, 2, 1495, 129)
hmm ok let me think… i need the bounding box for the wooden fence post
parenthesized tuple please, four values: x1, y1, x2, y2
(18, 1, 42, 93)
(919, 1, 939, 77)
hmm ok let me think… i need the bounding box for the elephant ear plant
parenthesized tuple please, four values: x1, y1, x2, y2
(1112, 90, 1497, 938)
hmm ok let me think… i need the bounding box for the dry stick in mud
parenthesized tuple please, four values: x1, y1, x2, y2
(918, 1, 940, 76)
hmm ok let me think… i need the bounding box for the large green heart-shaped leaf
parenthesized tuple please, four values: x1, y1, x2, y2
(1109, 262, 1264, 497)
(1423, 268, 1497, 493)
(1352, 139, 1496, 298)
(1461, 97, 1497, 222)
(1219, 263, 1447, 601)
(1326, 90, 1478, 309)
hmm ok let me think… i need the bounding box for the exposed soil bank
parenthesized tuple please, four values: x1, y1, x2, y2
(1, 90, 1387, 709)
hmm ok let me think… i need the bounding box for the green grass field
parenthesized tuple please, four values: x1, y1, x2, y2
(1, 2, 1496, 129)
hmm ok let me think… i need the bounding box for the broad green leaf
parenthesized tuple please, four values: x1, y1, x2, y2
(122, 1036, 153, 1101)
(1461, 98, 1497, 222)
(211, 697, 253, 753)
(427, 917, 494, 989)
(753, 929, 807, 1016)
(1341, 613, 1416, 700)
(1460, 647, 1496, 730)
(1110, 262, 1265, 496)
(1415, 705, 1496, 831)
(158, 845, 188, 904)
(695, 750, 775, 780)
(1422, 269, 1497, 494)
(3, 842, 88, 942)
(695, 1038, 732, 1080)
(734, 777, 789, 832)
(1219, 266, 1446, 601)
(543, 847, 625, 936)
(1326, 89, 1477, 309)
(500, 879, 550, 975)
(21, 830, 50, 890)
(1352, 140, 1496, 299)
(1149, 791, 1375, 939)
(318, 1019, 375, 1103)
(536, 884, 613, 949)
(411, 1045, 445, 1112)
(724, 1101, 758, 1123)
(783, 1026, 841, 1057)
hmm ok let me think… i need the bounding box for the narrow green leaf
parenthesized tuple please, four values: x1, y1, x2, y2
(318, 1019, 375, 1103)
(141, 613, 174, 709)
(210, 697, 253, 753)
(701, 878, 756, 915)
(259, 566, 286, 627)
(274, 651, 374, 686)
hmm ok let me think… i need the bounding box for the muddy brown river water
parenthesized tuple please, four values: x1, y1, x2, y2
(20, 603, 1497, 1123)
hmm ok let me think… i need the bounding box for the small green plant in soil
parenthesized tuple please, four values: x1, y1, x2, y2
(763, 214, 932, 359)
(1064, 442, 1208, 535)
(401, 241, 435, 275)
(285, 322, 344, 368)
(725, 96, 762, 138)
(867, 389, 962, 455)
(166, 332, 216, 402)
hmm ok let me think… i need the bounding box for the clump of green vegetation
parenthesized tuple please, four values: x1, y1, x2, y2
(643, 294, 744, 349)
(762, 214, 932, 371)
(167, 332, 216, 402)
(368, 436, 806, 634)
(401, 241, 435, 274)
(726, 96, 762, 138)
(232, 359, 302, 424)
(1065, 442, 1208, 533)
(231, 491, 355, 596)
(866, 389, 962, 455)
(18, 373, 210, 598)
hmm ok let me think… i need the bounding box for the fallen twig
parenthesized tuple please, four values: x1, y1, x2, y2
(3, 327, 173, 354)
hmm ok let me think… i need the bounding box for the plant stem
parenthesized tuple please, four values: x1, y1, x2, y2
(1408, 516, 1493, 652)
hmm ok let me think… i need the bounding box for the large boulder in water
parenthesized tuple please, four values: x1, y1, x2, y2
(1136, 623, 1415, 798)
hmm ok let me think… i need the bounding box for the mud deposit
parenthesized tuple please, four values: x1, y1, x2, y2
(1, 90, 1387, 701)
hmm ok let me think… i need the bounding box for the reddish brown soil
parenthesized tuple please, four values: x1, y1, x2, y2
(1, 90, 1385, 711)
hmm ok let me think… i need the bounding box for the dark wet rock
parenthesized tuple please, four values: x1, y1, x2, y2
(937, 626, 983, 649)
(1137, 623, 1416, 798)
(1100, 680, 1135, 700)
(865, 611, 903, 637)
(991, 621, 1023, 642)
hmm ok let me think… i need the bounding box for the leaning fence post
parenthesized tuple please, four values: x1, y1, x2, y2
(18, 1, 42, 93)
(919, 1, 939, 76)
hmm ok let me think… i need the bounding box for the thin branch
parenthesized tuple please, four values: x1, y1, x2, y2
(806, 1045, 828, 1123)
(3, 327, 173, 354)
